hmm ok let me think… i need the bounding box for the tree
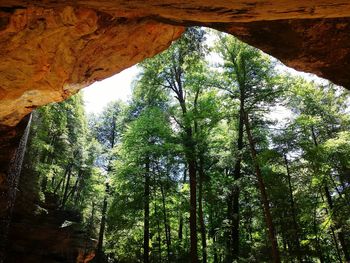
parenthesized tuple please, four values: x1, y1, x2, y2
(90, 101, 126, 263)
(286, 80, 350, 262)
(139, 27, 208, 263)
(216, 34, 283, 262)
(22, 28, 350, 263)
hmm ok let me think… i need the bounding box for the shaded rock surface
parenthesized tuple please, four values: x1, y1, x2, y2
(217, 18, 350, 90)
(5, 162, 96, 263)
(0, 114, 31, 261)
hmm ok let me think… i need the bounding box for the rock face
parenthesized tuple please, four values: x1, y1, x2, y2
(0, 6, 184, 127)
(6, 201, 96, 263)
(5, 161, 96, 263)
(1, 1, 350, 261)
(217, 18, 350, 89)
(0, 114, 31, 262)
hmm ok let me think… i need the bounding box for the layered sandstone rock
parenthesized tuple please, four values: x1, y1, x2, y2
(5, 162, 96, 263)
(217, 18, 350, 89)
(0, 6, 184, 127)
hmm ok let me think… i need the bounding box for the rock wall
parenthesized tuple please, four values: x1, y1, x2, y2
(5, 150, 96, 263)
(217, 18, 350, 89)
(0, 115, 31, 262)
(0, 6, 184, 127)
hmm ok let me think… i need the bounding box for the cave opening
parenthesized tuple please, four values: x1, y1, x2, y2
(2, 27, 350, 263)
(1, 2, 350, 262)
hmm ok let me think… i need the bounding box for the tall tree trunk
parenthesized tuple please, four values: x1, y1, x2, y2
(95, 184, 108, 263)
(182, 122, 198, 262)
(193, 91, 207, 263)
(283, 154, 302, 262)
(153, 174, 163, 262)
(244, 112, 281, 263)
(209, 210, 219, 263)
(311, 127, 350, 261)
(160, 181, 171, 261)
(54, 164, 71, 194)
(144, 160, 150, 263)
(178, 213, 183, 243)
(228, 98, 245, 262)
(61, 166, 72, 208)
(312, 193, 325, 263)
(174, 75, 198, 262)
(155, 198, 162, 262)
(188, 152, 198, 263)
(324, 185, 350, 261)
(198, 156, 207, 263)
(178, 167, 187, 250)
(74, 172, 85, 207)
(226, 85, 245, 262)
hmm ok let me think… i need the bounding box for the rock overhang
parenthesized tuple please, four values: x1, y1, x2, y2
(0, 1, 350, 127)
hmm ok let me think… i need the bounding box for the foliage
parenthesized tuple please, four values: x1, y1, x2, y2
(24, 29, 350, 263)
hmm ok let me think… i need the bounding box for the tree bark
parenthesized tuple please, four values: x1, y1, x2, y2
(311, 127, 350, 262)
(171, 60, 198, 262)
(61, 166, 72, 208)
(324, 185, 350, 261)
(187, 146, 198, 263)
(178, 167, 187, 250)
(95, 184, 108, 263)
(54, 163, 71, 194)
(179, 99, 198, 262)
(283, 154, 302, 262)
(143, 160, 150, 263)
(313, 196, 325, 263)
(244, 112, 281, 263)
(228, 98, 245, 262)
(198, 156, 207, 263)
(154, 197, 162, 262)
(160, 181, 171, 261)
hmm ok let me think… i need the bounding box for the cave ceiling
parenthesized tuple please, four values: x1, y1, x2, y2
(0, 1, 350, 127)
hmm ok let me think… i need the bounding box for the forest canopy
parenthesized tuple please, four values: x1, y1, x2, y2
(24, 28, 350, 263)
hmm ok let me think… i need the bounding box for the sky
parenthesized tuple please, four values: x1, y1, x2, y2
(82, 61, 314, 127)
(82, 61, 322, 118)
(83, 66, 140, 114)
(83, 32, 217, 114)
